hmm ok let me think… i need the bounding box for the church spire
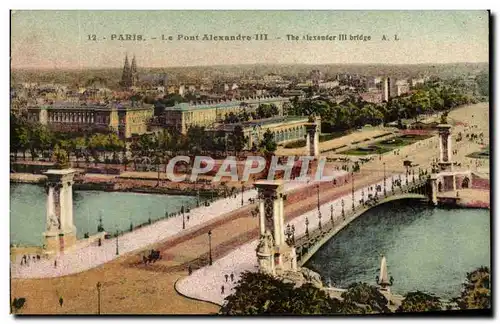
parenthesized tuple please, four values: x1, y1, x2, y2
(130, 55, 138, 87)
(121, 55, 131, 88)
(131, 55, 137, 73)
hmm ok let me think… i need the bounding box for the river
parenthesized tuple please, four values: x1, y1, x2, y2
(305, 200, 490, 300)
(10, 183, 199, 247)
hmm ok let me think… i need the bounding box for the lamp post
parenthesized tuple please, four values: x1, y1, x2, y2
(351, 172, 355, 211)
(208, 230, 213, 266)
(96, 282, 101, 315)
(241, 183, 244, 207)
(318, 211, 322, 231)
(330, 205, 334, 224)
(383, 162, 387, 197)
(305, 217, 309, 238)
(182, 206, 185, 230)
(316, 184, 320, 213)
(193, 179, 199, 207)
(361, 189, 365, 204)
(115, 230, 119, 256)
(341, 199, 345, 220)
(316, 184, 322, 230)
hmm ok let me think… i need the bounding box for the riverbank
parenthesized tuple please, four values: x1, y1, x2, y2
(437, 188, 490, 209)
(10, 172, 221, 197)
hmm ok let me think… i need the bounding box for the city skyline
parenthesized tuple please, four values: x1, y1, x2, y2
(11, 10, 489, 69)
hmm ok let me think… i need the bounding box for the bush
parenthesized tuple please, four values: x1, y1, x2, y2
(284, 139, 306, 149)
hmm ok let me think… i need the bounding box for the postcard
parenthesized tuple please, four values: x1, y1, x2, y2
(10, 10, 490, 315)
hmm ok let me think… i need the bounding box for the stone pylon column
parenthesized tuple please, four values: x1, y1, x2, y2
(255, 180, 285, 246)
(43, 169, 78, 255)
(305, 118, 321, 158)
(254, 180, 297, 275)
(437, 124, 453, 172)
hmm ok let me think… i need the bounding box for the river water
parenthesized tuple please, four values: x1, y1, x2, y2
(10, 183, 199, 247)
(305, 200, 490, 300)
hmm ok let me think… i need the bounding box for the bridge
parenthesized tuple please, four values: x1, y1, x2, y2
(293, 175, 430, 266)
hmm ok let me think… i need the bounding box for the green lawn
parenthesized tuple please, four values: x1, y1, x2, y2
(466, 150, 490, 159)
(341, 134, 432, 156)
(342, 145, 393, 156)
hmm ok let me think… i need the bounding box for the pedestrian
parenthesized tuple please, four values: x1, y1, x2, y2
(221, 285, 225, 295)
(225, 274, 229, 282)
(230, 273, 234, 282)
(37, 255, 40, 261)
(188, 265, 192, 275)
(54, 260, 57, 268)
(59, 296, 64, 307)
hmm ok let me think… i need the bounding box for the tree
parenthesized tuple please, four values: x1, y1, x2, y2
(455, 266, 490, 310)
(340, 282, 391, 313)
(220, 271, 345, 315)
(51, 145, 70, 169)
(396, 291, 442, 313)
(476, 73, 489, 97)
(10, 114, 30, 160)
(230, 125, 246, 156)
(256, 103, 279, 119)
(11, 297, 26, 313)
(258, 129, 277, 154)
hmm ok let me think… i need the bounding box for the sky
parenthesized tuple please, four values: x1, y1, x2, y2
(10, 10, 489, 69)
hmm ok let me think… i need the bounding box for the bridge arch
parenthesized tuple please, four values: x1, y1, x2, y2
(296, 194, 429, 266)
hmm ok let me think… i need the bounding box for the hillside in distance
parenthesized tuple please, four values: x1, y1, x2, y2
(11, 62, 488, 87)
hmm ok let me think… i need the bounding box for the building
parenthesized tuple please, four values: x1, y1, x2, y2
(360, 90, 383, 103)
(310, 70, 323, 86)
(366, 77, 382, 90)
(206, 116, 312, 149)
(318, 80, 340, 89)
(282, 89, 305, 98)
(391, 79, 410, 97)
(411, 78, 425, 87)
(26, 101, 153, 139)
(120, 55, 139, 88)
(162, 96, 290, 134)
(263, 73, 284, 85)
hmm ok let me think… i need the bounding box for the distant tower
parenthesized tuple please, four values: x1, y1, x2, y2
(382, 78, 390, 102)
(130, 56, 139, 87)
(121, 55, 131, 88)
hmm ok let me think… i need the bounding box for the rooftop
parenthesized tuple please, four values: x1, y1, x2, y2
(28, 102, 153, 111)
(165, 96, 288, 112)
(210, 116, 309, 131)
